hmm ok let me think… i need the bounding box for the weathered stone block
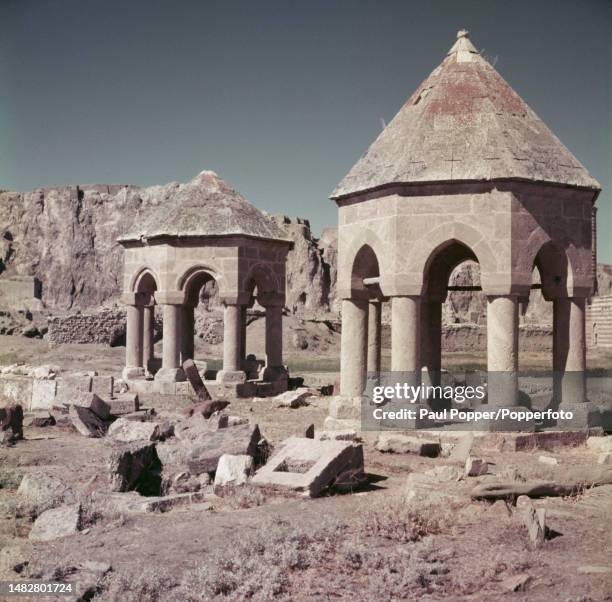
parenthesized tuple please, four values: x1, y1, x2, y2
(107, 418, 161, 443)
(92, 375, 114, 398)
(29, 504, 81, 541)
(69, 405, 108, 437)
(375, 433, 440, 457)
(214, 454, 253, 487)
(30, 379, 57, 410)
(108, 442, 162, 495)
(73, 392, 110, 420)
(106, 393, 140, 416)
(251, 436, 364, 497)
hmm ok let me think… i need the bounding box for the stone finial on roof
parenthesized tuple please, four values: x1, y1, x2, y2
(447, 28, 478, 55)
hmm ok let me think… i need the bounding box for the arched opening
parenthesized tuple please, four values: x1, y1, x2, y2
(421, 240, 481, 407)
(181, 268, 220, 374)
(340, 244, 384, 397)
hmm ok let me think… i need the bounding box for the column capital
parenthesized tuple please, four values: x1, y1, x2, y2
(121, 292, 151, 306)
(155, 291, 184, 305)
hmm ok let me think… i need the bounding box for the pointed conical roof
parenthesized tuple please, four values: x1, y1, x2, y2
(119, 171, 289, 242)
(332, 30, 600, 200)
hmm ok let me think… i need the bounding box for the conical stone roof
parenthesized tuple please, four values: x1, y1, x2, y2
(332, 30, 601, 200)
(120, 171, 289, 243)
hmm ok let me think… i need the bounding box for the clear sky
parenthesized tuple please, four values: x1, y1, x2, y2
(1, 0, 610, 261)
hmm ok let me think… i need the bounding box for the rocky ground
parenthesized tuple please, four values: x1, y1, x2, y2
(1, 340, 611, 601)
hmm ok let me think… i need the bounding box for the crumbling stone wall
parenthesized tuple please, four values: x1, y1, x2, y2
(47, 309, 127, 347)
(587, 296, 612, 348)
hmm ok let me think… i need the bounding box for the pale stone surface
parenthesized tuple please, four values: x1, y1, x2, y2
(251, 436, 364, 498)
(587, 437, 612, 453)
(275, 390, 310, 408)
(29, 504, 81, 541)
(598, 452, 612, 465)
(16, 472, 76, 518)
(375, 433, 441, 457)
(214, 454, 253, 487)
(315, 429, 357, 441)
(538, 455, 558, 466)
(30, 379, 57, 410)
(107, 394, 140, 416)
(107, 418, 161, 443)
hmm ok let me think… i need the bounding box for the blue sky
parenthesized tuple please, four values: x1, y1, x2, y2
(1, 0, 610, 261)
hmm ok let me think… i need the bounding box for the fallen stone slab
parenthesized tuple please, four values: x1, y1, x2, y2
(23, 412, 56, 427)
(501, 574, 531, 592)
(275, 390, 311, 408)
(375, 433, 440, 457)
(16, 472, 76, 518)
(29, 503, 81, 541)
(72, 392, 110, 420)
(214, 454, 253, 487)
(470, 467, 612, 500)
(251, 436, 364, 498)
(108, 441, 162, 495)
(316, 429, 357, 442)
(538, 455, 558, 466)
(69, 405, 108, 437)
(182, 359, 211, 401)
(106, 418, 161, 443)
(465, 457, 488, 477)
(227, 415, 249, 427)
(184, 423, 262, 475)
(128, 491, 213, 513)
(106, 393, 140, 416)
(175, 412, 228, 441)
(184, 399, 230, 419)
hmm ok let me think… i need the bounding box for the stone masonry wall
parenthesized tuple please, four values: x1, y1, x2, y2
(47, 309, 127, 347)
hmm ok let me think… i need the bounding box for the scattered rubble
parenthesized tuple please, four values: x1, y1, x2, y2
(520, 498, 547, 548)
(316, 429, 358, 441)
(23, 411, 55, 427)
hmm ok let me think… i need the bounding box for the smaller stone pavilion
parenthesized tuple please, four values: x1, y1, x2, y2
(118, 171, 292, 397)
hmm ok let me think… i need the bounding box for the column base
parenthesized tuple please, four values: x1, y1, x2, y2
(261, 365, 288, 382)
(155, 368, 186, 383)
(556, 402, 601, 429)
(471, 405, 535, 432)
(122, 367, 145, 380)
(216, 370, 247, 384)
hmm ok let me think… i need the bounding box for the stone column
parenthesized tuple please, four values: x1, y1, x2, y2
(263, 304, 284, 374)
(181, 305, 195, 363)
(367, 301, 382, 375)
(340, 298, 368, 397)
(123, 303, 144, 380)
(391, 296, 421, 386)
(217, 303, 246, 383)
(239, 305, 247, 369)
(142, 305, 155, 372)
(421, 300, 442, 388)
(553, 297, 586, 403)
(486, 295, 518, 407)
(155, 303, 186, 382)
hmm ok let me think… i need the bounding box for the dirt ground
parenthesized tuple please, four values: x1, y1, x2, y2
(0, 337, 611, 600)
